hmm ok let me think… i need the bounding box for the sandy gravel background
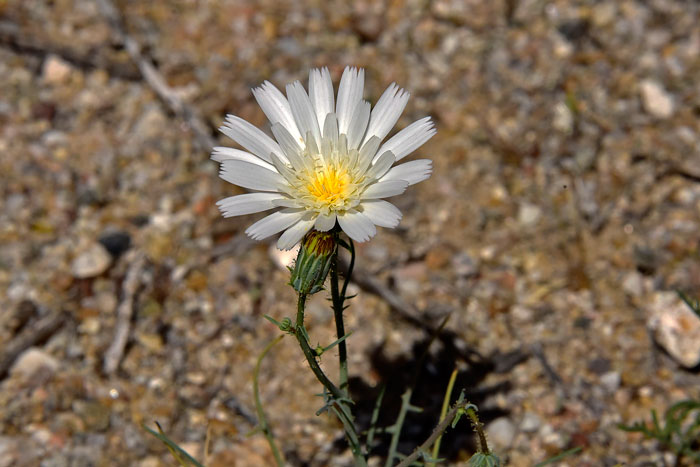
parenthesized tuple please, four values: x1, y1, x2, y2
(1, 0, 700, 465)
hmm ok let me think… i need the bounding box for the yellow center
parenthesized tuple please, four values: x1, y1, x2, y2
(305, 167, 351, 206)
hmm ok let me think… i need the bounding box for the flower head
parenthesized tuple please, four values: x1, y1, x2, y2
(214, 67, 435, 249)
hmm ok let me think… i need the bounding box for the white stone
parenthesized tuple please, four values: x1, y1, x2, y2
(518, 203, 542, 227)
(600, 371, 621, 393)
(648, 292, 700, 368)
(10, 347, 60, 379)
(640, 80, 674, 118)
(553, 102, 573, 134)
(520, 412, 541, 433)
(486, 417, 516, 448)
(71, 243, 112, 279)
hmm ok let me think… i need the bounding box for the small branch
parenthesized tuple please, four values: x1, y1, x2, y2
(0, 309, 66, 380)
(96, 0, 216, 152)
(0, 20, 141, 80)
(395, 400, 474, 467)
(103, 253, 145, 375)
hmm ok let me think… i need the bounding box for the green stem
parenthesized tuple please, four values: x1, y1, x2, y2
(430, 368, 458, 466)
(295, 294, 344, 400)
(253, 335, 286, 467)
(330, 241, 350, 393)
(294, 293, 367, 466)
(385, 389, 416, 467)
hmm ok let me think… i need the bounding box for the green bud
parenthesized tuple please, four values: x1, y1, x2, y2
(290, 230, 336, 295)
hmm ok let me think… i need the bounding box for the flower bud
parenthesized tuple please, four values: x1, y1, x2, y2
(290, 230, 336, 295)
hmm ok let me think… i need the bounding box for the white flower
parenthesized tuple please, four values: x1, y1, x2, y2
(213, 67, 435, 250)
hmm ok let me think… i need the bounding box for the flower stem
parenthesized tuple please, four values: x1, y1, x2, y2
(294, 293, 367, 466)
(330, 239, 351, 393)
(295, 294, 344, 400)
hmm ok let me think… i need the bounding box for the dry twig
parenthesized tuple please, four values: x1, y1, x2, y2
(103, 253, 146, 375)
(96, 0, 216, 152)
(0, 20, 141, 80)
(0, 310, 66, 380)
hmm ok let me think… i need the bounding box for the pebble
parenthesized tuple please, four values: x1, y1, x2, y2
(639, 80, 674, 118)
(520, 412, 541, 433)
(98, 231, 132, 258)
(486, 417, 516, 448)
(647, 292, 700, 368)
(71, 243, 112, 279)
(518, 203, 542, 227)
(10, 347, 60, 380)
(41, 55, 73, 84)
(452, 251, 478, 277)
(600, 371, 621, 393)
(622, 271, 644, 297)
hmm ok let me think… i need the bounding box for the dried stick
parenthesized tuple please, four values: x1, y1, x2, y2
(96, 0, 216, 151)
(103, 254, 145, 375)
(0, 310, 66, 379)
(394, 399, 474, 467)
(0, 20, 141, 80)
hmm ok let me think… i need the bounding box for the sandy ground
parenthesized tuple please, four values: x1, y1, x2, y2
(1, 0, 700, 465)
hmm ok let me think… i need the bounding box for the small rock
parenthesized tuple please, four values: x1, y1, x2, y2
(452, 251, 478, 277)
(622, 271, 644, 296)
(520, 412, 541, 433)
(98, 231, 131, 258)
(648, 292, 700, 368)
(640, 80, 674, 119)
(517, 203, 542, 227)
(71, 244, 112, 279)
(552, 101, 574, 134)
(10, 347, 60, 380)
(600, 371, 621, 393)
(42, 55, 73, 84)
(73, 401, 111, 432)
(587, 357, 611, 375)
(486, 417, 516, 448)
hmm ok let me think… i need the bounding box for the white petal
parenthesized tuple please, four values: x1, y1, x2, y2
(362, 180, 408, 199)
(221, 115, 283, 163)
(336, 67, 365, 135)
(252, 81, 302, 141)
(359, 200, 403, 228)
(245, 209, 305, 240)
(219, 159, 286, 191)
(355, 136, 381, 174)
(380, 159, 433, 186)
(315, 212, 337, 231)
(216, 193, 283, 217)
(322, 113, 339, 147)
(277, 217, 315, 250)
(210, 147, 277, 171)
(272, 198, 302, 208)
(365, 150, 395, 180)
(269, 153, 297, 184)
(365, 83, 410, 142)
(375, 117, 436, 162)
(346, 101, 371, 150)
(337, 210, 376, 243)
(287, 81, 321, 145)
(270, 123, 306, 170)
(309, 68, 335, 130)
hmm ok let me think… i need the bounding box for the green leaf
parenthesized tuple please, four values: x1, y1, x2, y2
(143, 422, 205, 467)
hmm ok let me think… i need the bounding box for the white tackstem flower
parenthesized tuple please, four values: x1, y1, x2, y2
(214, 66, 436, 250)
